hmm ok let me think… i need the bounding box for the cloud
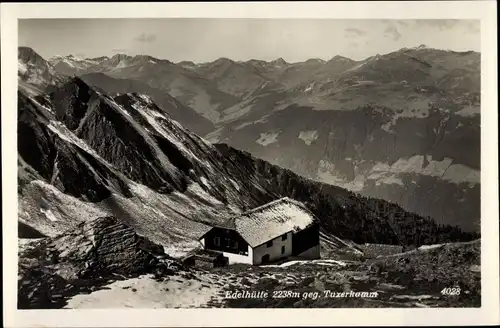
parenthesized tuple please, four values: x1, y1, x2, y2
(344, 28, 367, 38)
(134, 32, 157, 43)
(384, 25, 401, 41)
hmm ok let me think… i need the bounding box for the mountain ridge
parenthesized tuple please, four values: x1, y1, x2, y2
(44, 45, 479, 66)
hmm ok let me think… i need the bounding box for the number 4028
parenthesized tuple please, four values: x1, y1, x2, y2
(441, 287, 461, 296)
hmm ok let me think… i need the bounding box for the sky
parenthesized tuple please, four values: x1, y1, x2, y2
(18, 19, 480, 63)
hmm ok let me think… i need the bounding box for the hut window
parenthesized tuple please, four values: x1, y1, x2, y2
(266, 240, 273, 248)
(282, 234, 287, 241)
(214, 237, 220, 246)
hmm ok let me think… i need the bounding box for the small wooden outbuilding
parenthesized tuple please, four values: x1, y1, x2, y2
(182, 249, 229, 269)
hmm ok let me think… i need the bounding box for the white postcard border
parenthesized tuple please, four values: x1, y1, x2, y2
(1, 1, 498, 327)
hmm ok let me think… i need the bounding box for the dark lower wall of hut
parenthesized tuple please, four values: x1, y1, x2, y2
(292, 224, 320, 256)
(203, 228, 249, 255)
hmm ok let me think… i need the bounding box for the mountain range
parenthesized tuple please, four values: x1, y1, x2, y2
(17, 46, 479, 250)
(16, 46, 482, 309)
(36, 45, 481, 232)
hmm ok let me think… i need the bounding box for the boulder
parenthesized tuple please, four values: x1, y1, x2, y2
(18, 216, 181, 309)
(46, 216, 167, 278)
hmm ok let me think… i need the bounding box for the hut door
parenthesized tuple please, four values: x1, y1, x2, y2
(261, 254, 270, 263)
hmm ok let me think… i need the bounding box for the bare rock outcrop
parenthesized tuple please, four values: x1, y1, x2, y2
(18, 216, 182, 309)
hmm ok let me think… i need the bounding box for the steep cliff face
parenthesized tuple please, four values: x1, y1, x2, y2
(18, 47, 66, 94)
(18, 90, 132, 203)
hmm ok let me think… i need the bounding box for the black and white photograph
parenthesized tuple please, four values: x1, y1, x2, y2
(2, 1, 499, 327)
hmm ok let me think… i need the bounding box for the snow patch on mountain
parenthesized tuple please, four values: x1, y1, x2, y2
(200, 177, 211, 189)
(456, 105, 480, 117)
(368, 172, 405, 186)
(229, 179, 241, 191)
(130, 100, 201, 163)
(204, 127, 224, 143)
(304, 82, 315, 92)
(418, 243, 444, 251)
(256, 132, 280, 146)
(317, 160, 365, 192)
(345, 62, 367, 72)
(263, 259, 347, 268)
(186, 182, 224, 207)
(64, 273, 222, 309)
(298, 130, 318, 145)
(29, 96, 54, 114)
(381, 108, 429, 133)
(442, 164, 480, 184)
(40, 208, 58, 222)
(317, 155, 479, 193)
(18, 62, 28, 74)
(373, 155, 480, 184)
(47, 121, 101, 158)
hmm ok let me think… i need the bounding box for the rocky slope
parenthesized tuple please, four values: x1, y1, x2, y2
(79, 72, 214, 135)
(18, 216, 183, 309)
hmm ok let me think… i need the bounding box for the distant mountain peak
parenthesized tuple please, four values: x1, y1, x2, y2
(130, 54, 163, 65)
(111, 53, 132, 60)
(328, 55, 354, 63)
(18, 46, 38, 55)
(50, 54, 86, 62)
(213, 57, 234, 65)
(399, 44, 433, 53)
(18, 46, 46, 64)
(86, 55, 110, 62)
(177, 60, 198, 70)
(415, 44, 429, 50)
(18, 47, 63, 90)
(271, 57, 288, 65)
(305, 58, 326, 64)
